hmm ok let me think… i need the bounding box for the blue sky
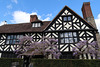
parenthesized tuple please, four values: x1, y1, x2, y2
(0, 0, 100, 32)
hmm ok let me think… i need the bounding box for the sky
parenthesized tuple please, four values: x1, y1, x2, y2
(0, 0, 100, 32)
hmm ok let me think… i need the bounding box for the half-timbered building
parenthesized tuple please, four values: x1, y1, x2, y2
(0, 2, 99, 59)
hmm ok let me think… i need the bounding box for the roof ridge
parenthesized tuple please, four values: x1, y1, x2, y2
(2, 23, 30, 26)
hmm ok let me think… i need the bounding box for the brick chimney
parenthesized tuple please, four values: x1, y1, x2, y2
(81, 2, 97, 28)
(30, 15, 38, 22)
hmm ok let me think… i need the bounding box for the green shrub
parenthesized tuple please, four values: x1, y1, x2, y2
(0, 58, 23, 67)
(0, 58, 100, 67)
(31, 59, 100, 67)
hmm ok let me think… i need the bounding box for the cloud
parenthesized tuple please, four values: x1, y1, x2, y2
(4, 11, 11, 16)
(43, 13, 52, 21)
(95, 14, 100, 33)
(46, 13, 52, 17)
(43, 17, 50, 21)
(11, 0, 18, 4)
(0, 21, 7, 26)
(11, 11, 52, 23)
(11, 11, 36, 23)
(7, 4, 12, 9)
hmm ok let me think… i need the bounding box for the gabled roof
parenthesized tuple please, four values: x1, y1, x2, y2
(0, 21, 50, 34)
(45, 5, 97, 31)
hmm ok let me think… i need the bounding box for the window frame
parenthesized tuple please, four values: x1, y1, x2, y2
(60, 32, 78, 44)
(32, 23, 41, 27)
(62, 15, 72, 22)
(6, 35, 23, 45)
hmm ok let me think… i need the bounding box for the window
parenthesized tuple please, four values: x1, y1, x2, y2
(60, 52, 74, 59)
(1, 52, 17, 58)
(63, 16, 72, 22)
(61, 38, 64, 43)
(60, 33, 63, 37)
(65, 38, 69, 43)
(32, 23, 35, 27)
(32, 23, 41, 27)
(35, 23, 37, 27)
(60, 32, 77, 43)
(63, 17, 67, 21)
(38, 23, 40, 27)
(68, 16, 71, 21)
(6, 35, 23, 44)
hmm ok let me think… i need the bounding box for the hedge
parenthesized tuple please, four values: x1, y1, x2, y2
(31, 59, 100, 67)
(0, 58, 23, 67)
(0, 58, 100, 67)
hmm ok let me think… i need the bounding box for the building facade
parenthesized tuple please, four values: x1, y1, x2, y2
(0, 2, 98, 59)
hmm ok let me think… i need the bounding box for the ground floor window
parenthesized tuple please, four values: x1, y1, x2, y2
(1, 52, 17, 58)
(60, 52, 74, 59)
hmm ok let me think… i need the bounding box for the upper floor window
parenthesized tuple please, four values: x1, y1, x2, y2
(63, 17, 67, 21)
(68, 16, 71, 21)
(63, 16, 72, 22)
(60, 32, 77, 43)
(6, 35, 23, 45)
(32, 23, 41, 27)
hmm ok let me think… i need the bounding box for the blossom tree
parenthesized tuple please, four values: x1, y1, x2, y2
(14, 36, 32, 58)
(14, 36, 61, 59)
(72, 40, 100, 59)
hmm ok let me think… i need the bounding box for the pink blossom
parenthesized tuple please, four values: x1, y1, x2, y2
(14, 36, 61, 59)
(72, 40, 100, 59)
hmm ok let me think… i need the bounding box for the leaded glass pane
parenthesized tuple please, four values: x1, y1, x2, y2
(6, 40, 9, 44)
(61, 38, 64, 43)
(13, 40, 16, 44)
(65, 33, 68, 37)
(32, 23, 35, 27)
(65, 38, 69, 43)
(35, 23, 37, 27)
(73, 32, 76, 37)
(17, 35, 20, 39)
(69, 38, 73, 43)
(74, 38, 77, 42)
(38, 23, 40, 27)
(69, 32, 72, 37)
(13, 35, 16, 39)
(63, 17, 67, 21)
(9, 40, 12, 44)
(10, 35, 13, 39)
(20, 35, 23, 38)
(7, 36, 10, 39)
(68, 16, 71, 21)
(60, 33, 63, 37)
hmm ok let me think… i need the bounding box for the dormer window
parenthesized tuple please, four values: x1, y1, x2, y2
(32, 23, 41, 27)
(30, 15, 42, 27)
(63, 15, 72, 22)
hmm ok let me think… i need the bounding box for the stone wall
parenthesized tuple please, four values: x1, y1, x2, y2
(96, 33, 100, 47)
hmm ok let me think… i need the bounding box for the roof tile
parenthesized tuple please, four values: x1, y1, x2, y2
(0, 21, 50, 33)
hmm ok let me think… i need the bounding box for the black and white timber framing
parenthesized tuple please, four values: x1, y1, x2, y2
(0, 6, 98, 59)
